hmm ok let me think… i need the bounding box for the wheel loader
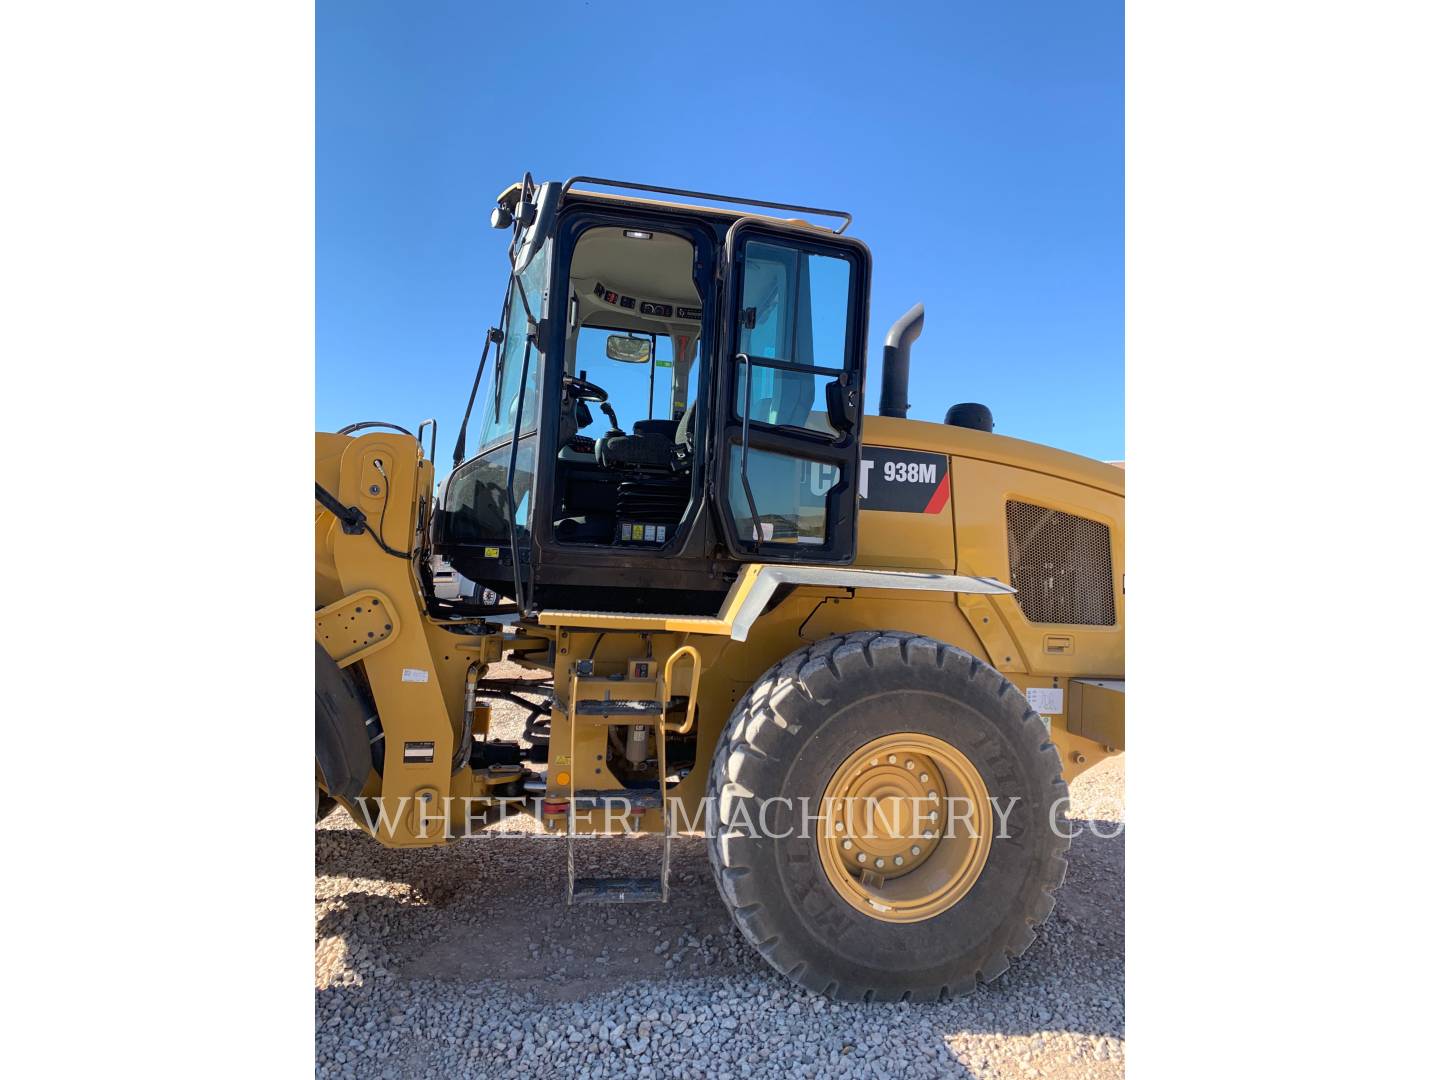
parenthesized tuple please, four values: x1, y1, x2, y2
(315, 174, 1124, 1002)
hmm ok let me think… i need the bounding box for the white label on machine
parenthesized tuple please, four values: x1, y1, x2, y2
(401, 668, 430, 684)
(1026, 687, 1064, 715)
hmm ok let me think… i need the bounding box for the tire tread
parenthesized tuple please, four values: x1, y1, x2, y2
(705, 630, 1070, 1001)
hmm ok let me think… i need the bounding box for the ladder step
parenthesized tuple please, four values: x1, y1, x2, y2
(572, 789, 664, 810)
(573, 699, 664, 718)
(570, 877, 665, 904)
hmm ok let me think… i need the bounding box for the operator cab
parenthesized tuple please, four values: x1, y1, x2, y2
(433, 176, 871, 616)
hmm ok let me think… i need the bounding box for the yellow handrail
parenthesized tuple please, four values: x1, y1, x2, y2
(661, 645, 701, 734)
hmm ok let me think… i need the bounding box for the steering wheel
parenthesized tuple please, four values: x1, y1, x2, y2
(564, 375, 609, 402)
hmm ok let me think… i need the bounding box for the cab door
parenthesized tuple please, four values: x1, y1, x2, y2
(711, 220, 871, 562)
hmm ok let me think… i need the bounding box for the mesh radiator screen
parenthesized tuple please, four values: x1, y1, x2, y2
(1005, 501, 1116, 626)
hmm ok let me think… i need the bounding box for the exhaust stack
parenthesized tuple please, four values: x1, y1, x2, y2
(879, 303, 924, 419)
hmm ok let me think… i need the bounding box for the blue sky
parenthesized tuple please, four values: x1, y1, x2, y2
(318, 0, 1123, 461)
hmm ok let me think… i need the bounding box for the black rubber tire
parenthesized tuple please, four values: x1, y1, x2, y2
(315, 642, 374, 802)
(705, 630, 1069, 1002)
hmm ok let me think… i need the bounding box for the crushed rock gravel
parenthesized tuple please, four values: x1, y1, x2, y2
(317, 662, 1124, 1078)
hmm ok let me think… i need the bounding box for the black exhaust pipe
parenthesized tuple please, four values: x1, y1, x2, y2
(879, 303, 924, 419)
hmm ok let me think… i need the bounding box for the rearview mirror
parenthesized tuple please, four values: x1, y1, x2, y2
(606, 335, 652, 364)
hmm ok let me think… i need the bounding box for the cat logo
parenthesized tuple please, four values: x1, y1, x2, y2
(859, 447, 951, 514)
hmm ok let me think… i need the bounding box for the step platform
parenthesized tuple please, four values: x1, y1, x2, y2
(569, 877, 666, 904)
(571, 789, 664, 811)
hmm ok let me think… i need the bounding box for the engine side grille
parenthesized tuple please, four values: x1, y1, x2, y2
(1005, 501, 1116, 626)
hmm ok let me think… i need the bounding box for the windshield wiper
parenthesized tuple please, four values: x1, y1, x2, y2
(453, 261, 518, 468)
(452, 324, 503, 468)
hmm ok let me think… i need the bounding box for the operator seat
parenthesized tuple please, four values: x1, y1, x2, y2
(595, 417, 685, 470)
(633, 418, 680, 440)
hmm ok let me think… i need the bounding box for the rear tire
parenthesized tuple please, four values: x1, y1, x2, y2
(705, 630, 1069, 1001)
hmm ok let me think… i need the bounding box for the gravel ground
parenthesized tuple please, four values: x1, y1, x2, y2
(316, 662, 1124, 1079)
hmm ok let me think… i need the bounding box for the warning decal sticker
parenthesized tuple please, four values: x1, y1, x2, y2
(859, 448, 951, 514)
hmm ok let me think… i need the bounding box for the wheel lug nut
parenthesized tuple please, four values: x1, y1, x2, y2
(905, 760, 915, 771)
(887, 754, 897, 764)
(910, 845, 921, 856)
(928, 811, 939, 823)
(928, 791, 938, 801)
(894, 856, 904, 866)
(834, 821, 844, 832)
(857, 853, 867, 863)
(842, 839, 853, 850)
(923, 830, 934, 839)
(875, 858, 885, 868)
(869, 758, 879, 767)
(919, 773, 929, 783)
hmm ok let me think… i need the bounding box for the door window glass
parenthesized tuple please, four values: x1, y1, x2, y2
(734, 240, 853, 437)
(738, 241, 851, 367)
(737, 360, 838, 436)
(725, 443, 839, 545)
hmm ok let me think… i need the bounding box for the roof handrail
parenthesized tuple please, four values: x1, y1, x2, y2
(559, 175, 852, 234)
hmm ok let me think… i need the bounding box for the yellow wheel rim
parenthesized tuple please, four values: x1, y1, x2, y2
(817, 733, 993, 924)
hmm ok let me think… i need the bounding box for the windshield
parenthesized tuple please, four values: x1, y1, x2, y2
(475, 242, 549, 451)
